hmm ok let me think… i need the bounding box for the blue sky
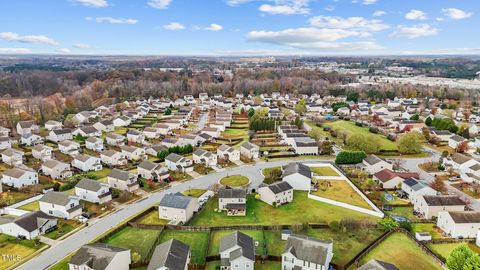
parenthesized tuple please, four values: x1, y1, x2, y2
(0, 0, 478, 55)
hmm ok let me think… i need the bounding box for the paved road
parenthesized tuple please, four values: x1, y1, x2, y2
(195, 112, 208, 132)
(18, 159, 328, 270)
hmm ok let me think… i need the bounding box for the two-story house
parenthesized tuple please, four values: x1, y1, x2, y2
(158, 193, 199, 224)
(72, 154, 103, 172)
(165, 153, 193, 172)
(75, 179, 112, 204)
(2, 167, 38, 188)
(218, 188, 246, 216)
(42, 159, 73, 179)
(217, 144, 240, 162)
(219, 231, 255, 270)
(48, 128, 73, 142)
(107, 168, 139, 192)
(137, 160, 170, 181)
(101, 149, 128, 167)
(85, 137, 104, 152)
(32, 144, 53, 160)
(282, 234, 333, 270)
(257, 181, 293, 207)
(39, 191, 82, 219)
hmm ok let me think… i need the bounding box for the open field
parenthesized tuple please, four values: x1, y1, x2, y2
(103, 226, 161, 260)
(358, 233, 442, 270)
(158, 230, 209, 264)
(190, 192, 380, 226)
(312, 180, 372, 210)
(208, 230, 265, 256)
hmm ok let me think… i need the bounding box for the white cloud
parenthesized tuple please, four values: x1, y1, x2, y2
(405, 9, 427, 20)
(162, 22, 185, 30)
(391, 24, 438, 39)
(325, 5, 335, 11)
(86, 17, 138, 24)
(354, 0, 377, 5)
(401, 47, 480, 55)
(73, 0, 108, 8)
(56, 48, 71, 54)
(442, 8, 472, 20)
(372, 10, 386, 17)
(226, 0, 253, 6)
(259, 4, 309, 15)
(0, 48, 31, 54)
(0, 32, 58, 45)
(74, 43, 92, 49)
(308, 16, 389, 32)
(247, 27, 369, 43)
(148, 0, 172, 9)
(205, 24, 223, 31)
(436, 17, 444, 22)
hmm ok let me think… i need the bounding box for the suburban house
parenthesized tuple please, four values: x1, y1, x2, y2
(281, 163, 312, 191)
(152, 123, 171, 136)
(85, 137, 104, 152)
(39, 191, 82, 219)
(0, 211, 57, 240)
(16, 120, 39, 136)
(144, 144, 168, 157)
(158, 193, 199, 224)
(58, 140, 81, 156)
(219, 231, 255, 270)
(32, 144, 53, 160)
(448, 135, 468, 150)
(401, 178, 437, 203)
(0, 137, 11, 150)
(217, 144, 240, 162)
(443, 153, 480, 183)
(138, 160, 170, 181)
(107, 168, 139, 192)
(363, 155, 393, 175)
(2, 148, 24, 166)
(68, 243, 131, 270)
(143, 127, 160, 139)
(73, 125, 101, 138)
(106, 133, 125, 146)
(147, 239, 191, 270)
(126, 130, 145, 144)
(414, 195, 466, 219)
(113, 116, 131, 127)
(48, 128, 73, 142)
(358, 260, 399, 270)
(42, 159, 73, 180)
(0, 127, 9, 137)
(120, 145, 146, 161)
(75, 179, 112, 204)
(93, 120, 115, 133)
(45, 120, 62, 131)
(437, 211, 480, 238)
(218, 188, 247, 216)
(165, 153, 193, 172)
(282, 234, 334, 270)
(373, 169, 419, 189)
(193, 148, 218, 167)
(257, 181, 293, 206)
(240, 142, 260, 160)
(72, 154, 103, 172)
(20, 133, 43, 146)
(2, 167, 38, 188)
(101, 149, 128, 167)
(201, 127, 221, 138)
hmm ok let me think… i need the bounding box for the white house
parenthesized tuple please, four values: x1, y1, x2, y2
(152, 123, 171, 136)
(147, 239, 191, 270)
(0, 137, 11, 150)
(20, 133, 43, 146)
(113, 116, 131, 127)
(120, 145, 146, 161)
(282, 234, 333, 270)
(257, 181, 293, 206)
(165, 153, 193, 172)
(192, 149, 217, 167)
(101, 149, 128, 167)
(85, 136, 104, 152)
(437, 211, 480, 238)
(240, 142, 260, 160)
(48, 128, 73, 142)
(281, 163, 312, 191)
(158, 193, 199, 224)
(137, 160, 170, 181)
(39, 191, 82, 219)
(68, 243, 131, 270)
(16, 121, 39, 136)
(414, 195, 466, 219)
(75, 179, 112, 204)
(106, 133, 125, 146)
(2, 148, 24, 166)
(72, 154, 102, 172)
(32, 144, 53, 160)
(0, 211, 57, 240)
(401, 178, 437, 203)
(73, 126, 101, 138)
(58, 140, 81, 156)
(107, 168, 139, 192)
(219, 231, 255, 270)
(201, 127, 221, 138)
(93, 120, 114, 133)
(217, 144, 240, 162)
(363, 155, 393, 175)
(2, 167, 38, 188)
(126, 130, 145, 144)
(142, 127, 159, 139)
(218, 188, 247, 216)
(42, 159, 73, 180)
(45, 120, 62, 131)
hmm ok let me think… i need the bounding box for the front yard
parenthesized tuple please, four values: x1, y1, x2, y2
(158, 230, 209, 264)
(44, 220, 82, 240)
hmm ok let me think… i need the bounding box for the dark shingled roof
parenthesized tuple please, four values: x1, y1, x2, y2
(13, 211, 55, 232)
(241, 141, 258, 150)
(165, 153, 184, 163)
(422, 195, 466, 206)
(357, 259, 400, 270)
(364, 155, 386, 166)
(147, 239, 191, 270)
(40, 191, 74, 205)
(266, 181, 293, 194)
(76, 179, 107, 192)
(282, 163, 312, 179)
(108, 168, 131, 181)
(282, 234, 333, 265)
(159, 193, 193, 209)
(69, 243, 129, 270)
(138, 160, 161, 171)
(447, 211, 480, 223)
(219, 231, 255, 261)
(218, 188, 246, 199)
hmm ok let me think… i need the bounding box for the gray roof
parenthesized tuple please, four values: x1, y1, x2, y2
(74, 154, 95, 163)
(165, 153, 184, 163)
(2, 167, 31, 178)
(218, 188, 246, 199)
(403, 178, 428, 191)
(282, 234, 333, 265)
(108, 168, 131, 181)
(219, 231, 255, 261)
(42, 159, 67, 169)
(80, 126, 99, 134)
(422, 195, 465, 206)
(282, 162, 311, 178)
(266, 181, 293, 194)
(76, 179, 106, 192)
(159, 193, 193, 209)
(12, 211, 55, 232)
(448, 211, 480, 223)
(147, 239, 191, 270)
(40, 191, 74, 205)
(450, 135, 466, 142)
(138, 160, 161, 171)
(364, 155, 386, 166)
(101, 149, 120, 157)
(69, 243, 129, 270)
(52, 128, 72, 135)
(241, 141, 258, 150)
(357, 259, 400, 270)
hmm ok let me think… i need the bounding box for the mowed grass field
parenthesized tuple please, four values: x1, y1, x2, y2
(103, 227, 161, 260)
(311, 180, 373, 210)
(358, 233, 442, 270)
(0, 235, 46, 270)
(427, 242, 480, 261)
(190, 192, 380, 226)
(208, 230, 265, 256)
(158, 230, 209, 264)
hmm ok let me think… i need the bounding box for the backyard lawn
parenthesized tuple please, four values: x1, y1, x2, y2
(87, 168, 112, 180)
(2, 191, 33, 205)
(311, 180, 373, 210)
(219, 175, 250, 187)
(103, 226, 161, 260)
(411, 223, 448, 240)
(208, 230, 265, 256)
(387, 206, 421, 222)
(158, 230, 209, 264)
(135, 210, 169, 225)
(427, 242, 480, 261)
(190, 192, 380, 226)
(310, 166, 340, 177)
(358, 233, 442, 270)
(182, 189, 206, 198)
(18, 201, 39, 211)
(0, 234, 46, 270)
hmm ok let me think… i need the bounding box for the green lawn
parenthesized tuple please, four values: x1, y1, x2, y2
(0, 234, 45, 270)
(255, 261, 282, 270)
(18, 201, 39, 211)
(190, 192, 379, 226)
(48, 254, 73, 270)
(427, 242, 480, 261)
(135, 210, 169, 225)
(387, 206, 421, 222)
(182, 189, 206, 198)
(219, 175, 250, 187)
(359, 233, 442, 270)
(87, 168, 112, 180)
(45, 220, 82, 240)
(311, 180, 372, 210)
(205, 261, 220, 270)
(2, 191, 33, 205)
(158, 230, 210, 264)
(103, 226, 161, 261)
(311, 166, 340, 177)
(411, 223, 448, 240)
(208, 230, 265, 256)
(262, 166, 281, 177)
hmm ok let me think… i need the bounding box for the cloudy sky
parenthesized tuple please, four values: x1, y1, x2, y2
(0, 0, 478, 55)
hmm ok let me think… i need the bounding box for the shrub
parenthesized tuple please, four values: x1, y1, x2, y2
(335, 151, 367, 164)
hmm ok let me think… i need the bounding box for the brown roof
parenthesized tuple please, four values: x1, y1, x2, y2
(450, 153, 472, 165)
(448, 211, 480, 223)
(373, 169, 419, 183)
(423, 195, 465, 206)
